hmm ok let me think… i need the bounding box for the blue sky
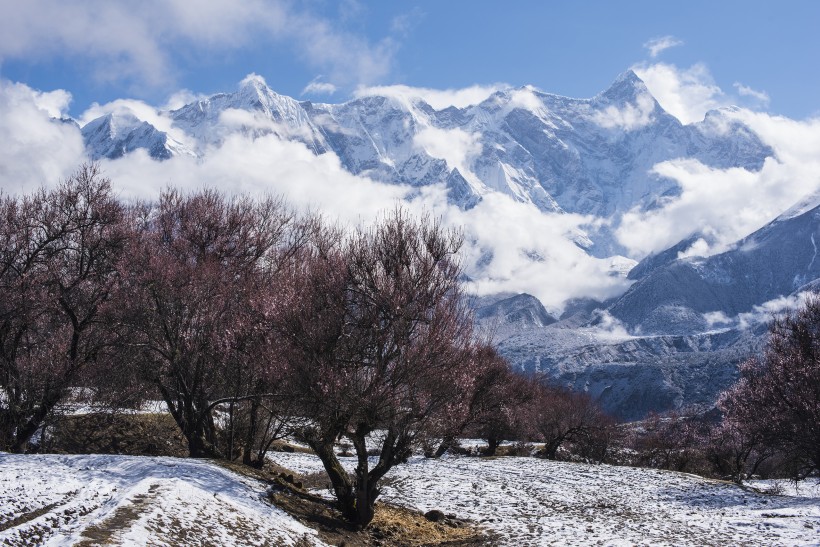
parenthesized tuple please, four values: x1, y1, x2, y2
(1, 0, 818, 119)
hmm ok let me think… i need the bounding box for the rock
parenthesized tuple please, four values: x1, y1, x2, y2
(424, 509, 446, 522)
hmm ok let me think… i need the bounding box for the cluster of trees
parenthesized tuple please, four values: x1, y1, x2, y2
(5, 166, 817, 527)
(624, 295, 820, 483)
(0, 166, 614, 527)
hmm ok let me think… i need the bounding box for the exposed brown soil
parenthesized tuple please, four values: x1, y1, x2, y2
(74, 484, 161, 546)
(0, 502, 61, 532)
(215, 460, 495, 547)
(269, 487, 495, 547)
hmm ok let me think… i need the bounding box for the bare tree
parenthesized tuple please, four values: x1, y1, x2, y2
(117, 189, 302, 458)
(703, 413, 773, 483)
(528, 382, 614, 462)
(629, 411, 707, 473)
(429, 345, 534, 457)
(719, 293, 820, 478)
(0, 165, 126, 452)
(278, 209, 480, 527)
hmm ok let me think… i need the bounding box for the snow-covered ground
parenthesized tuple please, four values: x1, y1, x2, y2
(2, 451, 819, 546)
(0, 453, 325, 546)
(273, 452, 820, 546)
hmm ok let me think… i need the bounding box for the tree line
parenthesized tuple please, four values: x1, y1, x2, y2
(0, 165, 613, 527)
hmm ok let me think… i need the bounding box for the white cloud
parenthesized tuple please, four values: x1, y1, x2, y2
(592, 92, 656, 130)
(676, 237, 711, 260)
(413, 127, 482, 182)
(733, 82, 770, 107)
(632, 62, 724, 124)
(100, 133, 410, 224)
(737, 90, 772, 112)
(302, 78, 338, 96)
(634, 62, 778, 124)
(508, 87, 541, 110)
(589, 310, 635, 340)
(616, 137, 820, 258)
(436, 194, 631, 310)
(737, 292, 812, 330)
(162, 89, 210, 111)
(355, 83, 505, 110)
(643, 36, 683, 58)
(0, 80, 86, 194)
(703, 311, 732, 329)
(0, 0, 396, 90)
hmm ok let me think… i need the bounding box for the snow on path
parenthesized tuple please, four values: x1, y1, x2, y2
(272, 452, 820, 546)
(0, 453, 327, 546)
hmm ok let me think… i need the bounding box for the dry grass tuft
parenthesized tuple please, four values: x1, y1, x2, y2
(269, 487, 494, 547)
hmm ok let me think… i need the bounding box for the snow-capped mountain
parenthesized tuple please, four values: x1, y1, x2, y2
(477, 197, 820, 419)
(82, 112, 191, 160)
(81, 70, 771, 256)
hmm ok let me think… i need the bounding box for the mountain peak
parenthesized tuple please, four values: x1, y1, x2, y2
(239, 73, 269, 93)
(597, 70, 650, 102)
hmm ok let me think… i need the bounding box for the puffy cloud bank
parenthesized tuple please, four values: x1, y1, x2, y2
(618, 62, 820, 259)
(0, 80, 85, 193)
(2, 66, 819, 310)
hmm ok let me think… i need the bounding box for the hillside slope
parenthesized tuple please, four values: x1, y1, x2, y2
(5, 452, 814, 547)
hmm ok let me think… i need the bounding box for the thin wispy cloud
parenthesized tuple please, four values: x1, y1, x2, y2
(0, 0, 397, 92)
(302, 77, 338, 96)
(643, 35, 683, 58)
(734, 82, 770, 107)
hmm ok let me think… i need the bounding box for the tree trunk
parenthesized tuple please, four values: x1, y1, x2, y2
(10, 389, 61, 453)
(242, 398, 260, 467)
(310, 439, 357, 521)
(354, 482, 377, 526)
(485, 436, 500, 456)
(430, 437, 453, 458)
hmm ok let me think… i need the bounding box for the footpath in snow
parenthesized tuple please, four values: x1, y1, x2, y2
(0, 453, 325, 546)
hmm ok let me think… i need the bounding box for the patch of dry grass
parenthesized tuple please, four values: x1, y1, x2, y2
(41, 413, 189, 457)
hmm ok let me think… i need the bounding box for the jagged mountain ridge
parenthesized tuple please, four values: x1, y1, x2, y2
(80, 71, 772, 256)
(610, 200, 820, 335)
(478, 199, 820, 419)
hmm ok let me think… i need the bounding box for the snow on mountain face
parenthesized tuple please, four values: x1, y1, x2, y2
(79, 70, 772, 257)
(170, 74, 327, 154)
(609, 202, 820, 335)
(82, 112, 192, 160)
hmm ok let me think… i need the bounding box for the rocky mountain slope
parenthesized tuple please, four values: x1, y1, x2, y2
(479, 201, 820, 419)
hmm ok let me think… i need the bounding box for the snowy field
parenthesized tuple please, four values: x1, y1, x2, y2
(274, 452, 820, 547)
(2, 451, 819, 546)
(0, 453, 323, 546)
